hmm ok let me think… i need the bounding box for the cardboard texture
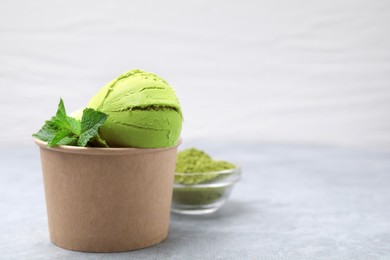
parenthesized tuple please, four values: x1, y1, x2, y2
(34, 139, 179, 252)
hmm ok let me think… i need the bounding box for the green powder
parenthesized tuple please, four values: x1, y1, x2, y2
(173, 148, 236, 206)
(172, 187, 228, 206)
(175, 148, 235, 185)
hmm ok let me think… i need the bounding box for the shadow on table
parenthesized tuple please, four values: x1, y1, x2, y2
(170, 199, 256, 221)
(147, 200, 258, 254)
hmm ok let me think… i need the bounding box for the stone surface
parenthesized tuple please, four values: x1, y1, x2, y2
(1, 143, 390, 259)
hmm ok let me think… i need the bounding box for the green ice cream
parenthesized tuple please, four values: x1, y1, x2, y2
(86, 69, 182, 148)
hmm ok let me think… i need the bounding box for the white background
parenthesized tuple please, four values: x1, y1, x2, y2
(1, 0, 389, 149)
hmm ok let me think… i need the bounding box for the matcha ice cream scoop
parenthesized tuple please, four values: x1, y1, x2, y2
(87, 69, 183, 148)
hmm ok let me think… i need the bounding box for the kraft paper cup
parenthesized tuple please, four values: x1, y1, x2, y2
(34, 138, 180, 252)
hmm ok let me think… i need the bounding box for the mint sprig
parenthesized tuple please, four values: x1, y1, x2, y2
(33, 99, 109, 148)
(78, 108, 108, 147)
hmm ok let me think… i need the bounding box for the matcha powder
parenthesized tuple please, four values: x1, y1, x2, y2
(175, 148, 235, 185)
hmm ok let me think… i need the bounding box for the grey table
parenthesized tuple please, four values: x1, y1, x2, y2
(1, 143, 390, 259)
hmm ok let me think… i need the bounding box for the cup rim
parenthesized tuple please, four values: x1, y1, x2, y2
(175, 165, 241, 177)
(34, 138, 182, 155)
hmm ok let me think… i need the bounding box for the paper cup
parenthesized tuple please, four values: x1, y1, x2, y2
(34, 138, 180, 252)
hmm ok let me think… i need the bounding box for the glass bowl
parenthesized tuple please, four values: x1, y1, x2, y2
(171, 166, 241, 215)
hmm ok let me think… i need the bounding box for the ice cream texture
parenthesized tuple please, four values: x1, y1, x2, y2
(84, 69, 182, 148)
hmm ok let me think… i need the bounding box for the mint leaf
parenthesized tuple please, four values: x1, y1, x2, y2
(53, 98, 71, 130)
(33, 99, 108, 148)
(56, 98, 67, 122)
(48, 129, 72, 147)
(89, 132, 109, 148)
(67, 116, 81, 135)
(33, 120, 57, 142)
(78, 108, 108, 147)
(57, 136, 78, 146)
